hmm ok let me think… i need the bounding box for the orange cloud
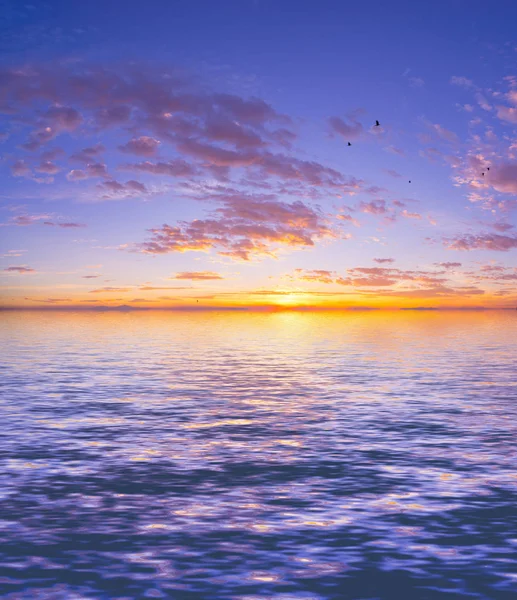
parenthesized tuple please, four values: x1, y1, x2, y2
(172, 271, 224, 280)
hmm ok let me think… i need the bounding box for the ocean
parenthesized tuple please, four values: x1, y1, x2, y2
(1, 310, 516, 599)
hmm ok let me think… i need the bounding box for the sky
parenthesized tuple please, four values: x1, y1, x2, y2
(1, 0, 517, 309)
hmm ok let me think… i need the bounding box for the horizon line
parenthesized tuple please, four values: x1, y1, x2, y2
(1, 305, 516, 312)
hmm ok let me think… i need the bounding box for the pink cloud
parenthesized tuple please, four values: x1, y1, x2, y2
(45, 106, 82, 130)
(212, 93, 284, 124)
(491, 221, 514, 232)
(385, 146, 405, 156)
(96, 105, 132, 128)
(67, 163, 108, 180)
(41, 148, 64, 161)
(359, 200, 388, 215)
(435, 262, 462, 269)
(177, 139, 258, 167)
(429, 123, 459, 144)
(8, 214, 50, 226)
(373, 258, 395, 264)
(3, 265, 35, 273)
(23, 106, 83, 149)
(119, 136, 161, 157)
(450, 76, 475, 88)
(172, 271, 224, 280)
(203, 116, 265, 148)
(139, 286, 193, 290)
(96, 179, 148, 200)
(385, 169, 401, 178)
(123, 159, 197, 178)
(36, 161, 61, 174)
(328, 116, 364, 141)
(445, 233, 517, 251)
(88, 287, 132, 293)
(293, 266, 453, 289)
(487, 162, 517, 194)
(401, 210, 422, 219)
(11, 160, 31, 178)
(70, 144, 105, 162)
(139, 193, 331, 261)
(496, 106, 517, 124)
(56, 222, 86, 228)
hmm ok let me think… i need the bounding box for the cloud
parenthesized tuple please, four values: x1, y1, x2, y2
(3, 265, 36, 273)
(363, 285, 485, 298)
(429, 123, 459, 144)
(496, 106, 517, 123)
(36, 161, 61, 174)
(385, 169, 402, 178)
(203, 115, 266, 148)
(172, 271, 224, 280)
(434, 262, 462, 269)
(67, 163, 108, 180)
(373, 258, 395, 264)
(328, 116, 364, 141)
(55, 222, 86, 228)
(445, 233, 517, 251)
(487, 162, 517, 194)
(359, 200, 388, 215)
(384, 146, 405, 156)
(23, 106, 83, 150)
(0, 64, 290, 178)
(7, 213, 50, 226)
(96, 105, 133, 128)
(409, 77, 425, 88)
(96, 179, 148, 200)
(119, 136, 161, 157)
(88, 287, 132, 293)
(491, 221, 514, 232)
(122, 159, 197, 178)
(450, 76, 475, 88)
(45, 106, 82, 130)
(5, 213, 85, 228)
(294, 269, 336, 284)
(70, 144, 105, 162)
(175, 138, 258, 167)
(293, 266, 450, 289)
(401, 210, 422, 219)
(11, 160, 31, 178)
(1, 62, 366, 206)
(138, 286, 193, 291)
(82, 275, 100, 279)
(337, 212, 360, 227)
(0, 249, 26, 258)
(138, 193, 332, 261)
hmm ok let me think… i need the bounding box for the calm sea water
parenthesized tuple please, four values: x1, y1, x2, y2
(1, 310, 517, 600)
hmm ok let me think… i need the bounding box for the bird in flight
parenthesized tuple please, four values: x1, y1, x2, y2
(409, 180, 411, 183)
(375, 120, 380, 127)
(348, 142, 352, 146)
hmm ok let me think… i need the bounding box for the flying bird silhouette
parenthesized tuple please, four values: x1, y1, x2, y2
(409, 180, 411, 183)
(375, 120, 380, 127)
(348, 142, 352, 146)
(482, 172, 485, 176)
(487, 167, 490, 171)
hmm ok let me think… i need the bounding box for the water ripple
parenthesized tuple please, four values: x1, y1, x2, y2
(1, 311, 516, 599)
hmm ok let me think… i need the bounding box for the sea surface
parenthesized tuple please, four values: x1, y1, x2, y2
(1, 310, 517, 600)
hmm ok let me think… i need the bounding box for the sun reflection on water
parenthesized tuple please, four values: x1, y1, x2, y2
(1, 310, 517, 598)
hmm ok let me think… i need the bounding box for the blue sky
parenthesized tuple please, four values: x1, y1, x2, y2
(1, 0, 517, 308)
